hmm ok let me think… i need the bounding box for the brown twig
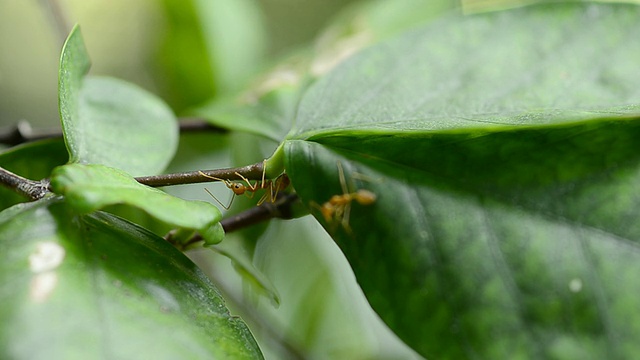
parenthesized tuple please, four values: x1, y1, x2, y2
(0, 166, 50, 201)
(175, 193, 299, 248)
(0, 118, 227, 147)
(135, 161, 266, 186)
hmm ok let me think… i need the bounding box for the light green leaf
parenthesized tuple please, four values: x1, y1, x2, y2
(0, 198, 262, 359)
(249, 217, 421, 359)
(59, 26, 178, 176)
(284, 3, 640, 358)
(193, 85, 302, 143)
(49, 163, 223, 245)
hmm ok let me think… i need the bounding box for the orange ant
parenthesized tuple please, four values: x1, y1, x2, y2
(199, 162, 290, 209)
(312, 162, 376, 232)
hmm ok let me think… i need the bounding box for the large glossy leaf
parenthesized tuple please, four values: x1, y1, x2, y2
(59, 25, 178, 176)
(0, 197, 262, 359)
(283, 3, 640, 358)
(49, 163, 224, 245)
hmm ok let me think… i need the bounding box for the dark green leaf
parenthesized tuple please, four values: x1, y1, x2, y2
(0, 198, 262, 359)
(284, 4, 640, 358)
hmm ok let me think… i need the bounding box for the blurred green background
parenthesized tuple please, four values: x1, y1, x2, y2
(0, 1, 422, 359)
(0, 0, 359, 127)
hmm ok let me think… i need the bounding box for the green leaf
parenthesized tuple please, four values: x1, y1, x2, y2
(0, 198, 262, 359)
(248, 217, 421, 359)
(192, 85, 302, 143)
(58, 26, 91, 141)
(289, 5, 640, 139)
(284, 3, 640, 358)
(50, 163, 223, 245)
(59, 26, 178, 176)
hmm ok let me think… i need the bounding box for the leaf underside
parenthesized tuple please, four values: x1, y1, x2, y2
(284, 4, 640, 358)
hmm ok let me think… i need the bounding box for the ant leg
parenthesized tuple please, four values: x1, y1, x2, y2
(265, 173, 290, 205)
(336, 161, 350, 195)
(204, 188, 235, 210)
(198, 171, 229, 185)
(254, 160, 272, 205)
(234, 172, 259, 192)
(256, 181, 272, 206)
(341, 202, 353, 234)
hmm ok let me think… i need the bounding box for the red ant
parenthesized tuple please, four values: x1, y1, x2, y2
(312, 162, 376, 232)
(199, 162, 290, 209)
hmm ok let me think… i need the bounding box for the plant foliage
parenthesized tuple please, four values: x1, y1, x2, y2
(2, 2, 640, 359)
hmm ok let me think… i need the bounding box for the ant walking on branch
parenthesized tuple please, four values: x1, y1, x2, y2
(199, 161, 290, 210)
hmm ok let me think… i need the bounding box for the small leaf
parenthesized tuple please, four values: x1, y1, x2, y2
(58, 25, 90, 161)
(59, 26, 178, 176)
(49, 163, 223, 245)
(0, 198, 262, 359)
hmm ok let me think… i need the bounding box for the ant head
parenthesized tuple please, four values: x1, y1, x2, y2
(320, 203, 334, 222)
(230, 182, 246, 195)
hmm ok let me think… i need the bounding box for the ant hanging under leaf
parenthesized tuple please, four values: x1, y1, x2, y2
(312, 161, 376, 233)
(199, 163, 290, 210)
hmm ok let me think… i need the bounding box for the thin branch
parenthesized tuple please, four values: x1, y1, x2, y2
(0, 121, 62, 147)
(0, 166, 50, 201)
(0, 118, 227, 147)
(136, 161, 266, 186)
(220, 193, 298, 232)
(176, 117, 229, 134)
(176, 193, 300, 248)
